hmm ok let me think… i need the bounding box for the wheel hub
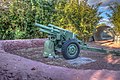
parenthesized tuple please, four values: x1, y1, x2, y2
(67, 44, 78, 55)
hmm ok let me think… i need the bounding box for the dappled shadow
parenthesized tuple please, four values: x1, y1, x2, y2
(89, 70, 119, 80)
(99, 40, 113, 44)
(104, 54, 120, 64)
(88, 40, 120, 50)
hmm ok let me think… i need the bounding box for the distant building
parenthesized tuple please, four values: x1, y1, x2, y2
(94, 26, 112, 41)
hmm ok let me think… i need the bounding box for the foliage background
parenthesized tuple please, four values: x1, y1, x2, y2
(107, 3, 120, 35)
(0, 0, 102, 41)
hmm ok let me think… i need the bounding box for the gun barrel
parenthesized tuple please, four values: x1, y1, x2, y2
(35, 23, 60, 34)
(48, 24, 69, 32)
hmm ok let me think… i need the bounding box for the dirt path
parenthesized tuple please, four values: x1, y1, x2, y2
(0, 39, 120, 80)
(0, 51, 120, 80)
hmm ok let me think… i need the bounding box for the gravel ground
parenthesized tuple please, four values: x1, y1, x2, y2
(5, 39, 120, 71)
(8, 47, 120, 71)
(0, 39, 120, 80)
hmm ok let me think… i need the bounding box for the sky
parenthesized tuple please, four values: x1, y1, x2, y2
(87, 0, 120, 27)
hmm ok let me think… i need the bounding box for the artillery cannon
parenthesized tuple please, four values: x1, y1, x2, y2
(35, 23, 120, 60)
(35, 23, 81, 59)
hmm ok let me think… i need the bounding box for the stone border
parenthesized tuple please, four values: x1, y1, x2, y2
(0, 39, 46, 52)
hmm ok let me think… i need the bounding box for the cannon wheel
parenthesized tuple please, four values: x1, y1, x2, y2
(62, 39, 80, 59)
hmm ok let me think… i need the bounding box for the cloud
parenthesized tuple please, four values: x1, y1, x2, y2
(99, 6, 110, 11)
(99, 18, 114, 27)
(99, 18, 110, 22)
(87, 0, 101, 6)
(87, 0, 119, 19)
(87, 0, 120, 26)
(87, 0, 120, 6)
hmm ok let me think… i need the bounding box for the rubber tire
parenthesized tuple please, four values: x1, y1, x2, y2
(62, 39, 80, 60)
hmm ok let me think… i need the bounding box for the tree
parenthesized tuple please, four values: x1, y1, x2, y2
(108, 3, 120, 35)
(0, 0, 101, 41)
(56, 1, 102, 42)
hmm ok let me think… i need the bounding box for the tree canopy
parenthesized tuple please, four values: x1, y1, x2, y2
(57, 1, 102, 41)
(108, 3, 120, 35)
(0, 0, 102, 41)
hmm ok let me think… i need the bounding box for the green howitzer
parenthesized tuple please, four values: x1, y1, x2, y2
(35, 23, 81, 59)
(35, 23, 120, 59)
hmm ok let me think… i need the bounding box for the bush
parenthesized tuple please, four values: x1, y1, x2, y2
(0, 0, 101, 41)
(0, 0, 42, 40)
